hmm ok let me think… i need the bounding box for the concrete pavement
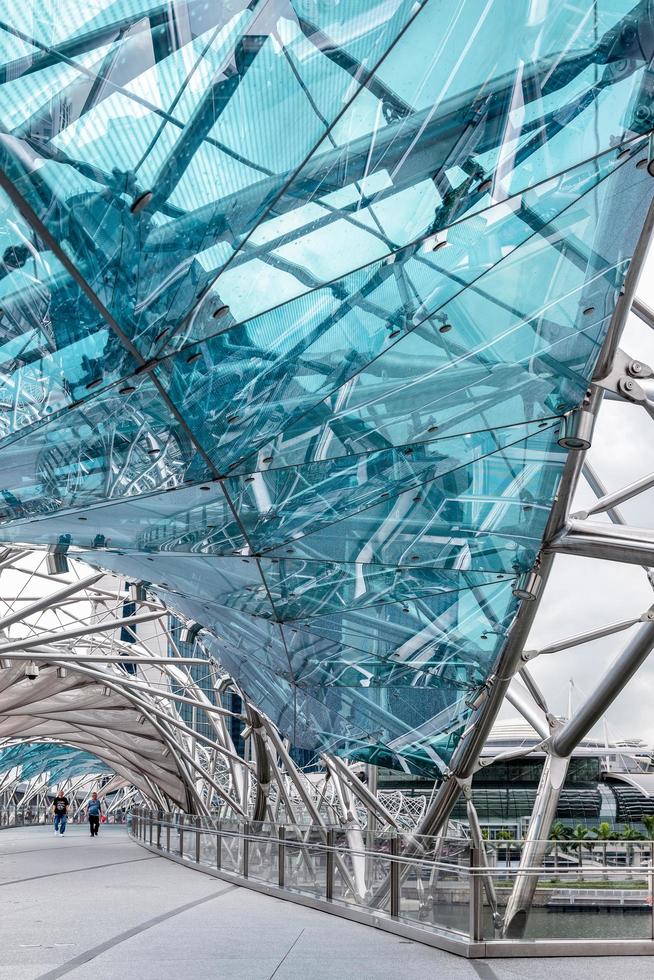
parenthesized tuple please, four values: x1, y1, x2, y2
(0, 824, 652, 980)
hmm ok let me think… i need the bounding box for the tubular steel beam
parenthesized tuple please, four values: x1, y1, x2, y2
(0, 650, 209, 665)
(550, 518, 654, 565)
(523, 616, 642, 660)
(501, 751, 570, 938)
(574, 470, 654, 518)
(0, 571, 104, 631)
(633, 296, 654, 331)
(0, 610, 165, 656)
(505, 685, 550, 739)
(551, 618, 654, 758)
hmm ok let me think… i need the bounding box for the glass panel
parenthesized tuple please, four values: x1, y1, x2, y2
(0, 2, 422, 358)
(247, 822, 279, 886)
(399, 837, 471, 935)
(0, 1, 652, 778)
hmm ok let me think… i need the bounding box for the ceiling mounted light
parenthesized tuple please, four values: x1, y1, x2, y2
(0, 659, 11, 669)
(557, 409, 594, 451)
(56, 666, 68, 679)
(24, 661, 39, 680)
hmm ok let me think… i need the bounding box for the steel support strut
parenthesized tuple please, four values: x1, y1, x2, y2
(502, 618, 654, 937)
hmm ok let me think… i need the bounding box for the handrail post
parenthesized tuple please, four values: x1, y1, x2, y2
(216, 818, 222, 870)
(156, 811, 162, 850)
(166, 815, 171, 852)
(243, 821, 249, 879)
(278, 826, 285, 888)
(179, 813, 184, 857)
(326, 828, 335, 900)
(469, 847, 483, 942)
(195, 816, 201, 864)
(390, 834, 400, 918)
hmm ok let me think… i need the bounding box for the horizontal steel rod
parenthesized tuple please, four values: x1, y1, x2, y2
(574, 470, 654, 517)
(0, 610, 165, 655)
(551, 518, 654, 565)
(523, 616, 641, 659)
(633, 296, 654, 330)
(0, 571, 104, 632)
(0, 651, 209, 665)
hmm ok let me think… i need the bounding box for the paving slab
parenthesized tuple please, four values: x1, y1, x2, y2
(0, 825, 652, 980)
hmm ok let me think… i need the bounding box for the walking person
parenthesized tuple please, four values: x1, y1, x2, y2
(86, 792, 103, 837)
(52, 789, 69, 836)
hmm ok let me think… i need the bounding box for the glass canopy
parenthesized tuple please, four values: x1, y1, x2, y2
(0, 0, 652, 775)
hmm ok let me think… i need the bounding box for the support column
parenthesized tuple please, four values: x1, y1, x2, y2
(501, 751, 570, 938)
(503, 617, 654, 937)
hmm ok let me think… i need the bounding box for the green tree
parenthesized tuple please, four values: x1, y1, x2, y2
(549, 821, 570, 841)
(620, 824, 644, 866)
(570, 823, 591, 869)
(592, 821, 614, 874)
(549, 821, 570, 868)
(641, 814, 654, 840)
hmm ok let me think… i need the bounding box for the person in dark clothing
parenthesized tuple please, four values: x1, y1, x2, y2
(52, 790, 69, 835)
(86, 792, 103, 837)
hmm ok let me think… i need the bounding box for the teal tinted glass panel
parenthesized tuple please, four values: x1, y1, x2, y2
(0, 1, 652, 776)
(0, 1, 422, 359)
(0, 742, 111, 781)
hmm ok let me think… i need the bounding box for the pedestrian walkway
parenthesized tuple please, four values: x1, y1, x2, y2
(1, 825, 652, 980)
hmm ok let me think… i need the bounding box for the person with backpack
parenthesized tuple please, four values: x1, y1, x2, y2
(52, 790, 69, 836)
(86, 792, 103, 837)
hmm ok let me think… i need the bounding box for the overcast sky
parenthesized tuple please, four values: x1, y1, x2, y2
(498, 245, 654, 745)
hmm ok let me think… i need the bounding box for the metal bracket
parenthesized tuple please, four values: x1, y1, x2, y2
(595, 347, 654, 418)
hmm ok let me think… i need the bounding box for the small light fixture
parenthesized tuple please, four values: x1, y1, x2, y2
(557, 409, 594, 451)
(56, 666, 68, 679)
(512, 570, 542, 601)
(212, 305, 229, 319)
(0, 659, 11, 669)
(130, 190, 153, 214)
(24, 661, 39, 680)
(102, 686, 112, 697)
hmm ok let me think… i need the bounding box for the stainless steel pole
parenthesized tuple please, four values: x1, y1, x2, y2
(501, 752, 570, 938)
(552, 619, 654, 757)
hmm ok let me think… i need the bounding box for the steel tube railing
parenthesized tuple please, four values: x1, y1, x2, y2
(123, 807, 654, 958)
